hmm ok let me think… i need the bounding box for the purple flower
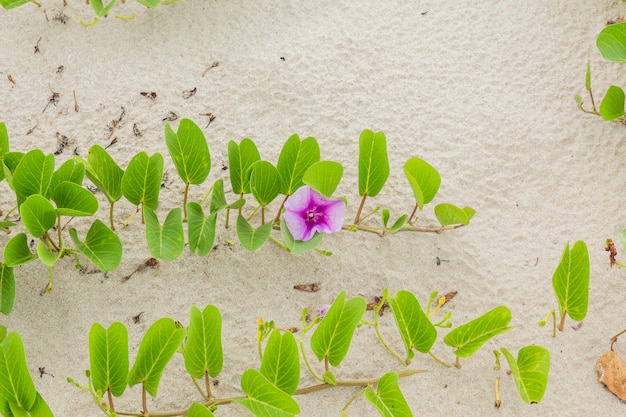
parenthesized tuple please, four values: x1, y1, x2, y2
(319, 304, 331, 319)
(283, 186, 345, 242)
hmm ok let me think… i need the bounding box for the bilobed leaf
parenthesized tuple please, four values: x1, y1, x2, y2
(89, 0, 116, 16)
(260, 330, 299, 395)
(69, 220, 122, 272)
(49, 159, 85, 196)
(597, 22, 626, 63)
(502, 346, 550, 404)
(358, 129, 389, 197)
(127, 318, 186, 397)
(280, 216, 324, 254)
(277, 134, 320, 195)
(187, 203, 217, 256)
(79, 144, 124, 204)
(0, 332, 37, 412)
(52, 181, 99, 217)
(599, 86, 626, 120)
(0, 264, 15, 316)
(122, 152, 164, 211)
(12, 150, 55, 205)
(4, 233, 36, 267)
(36, 241, 61, 268)
(165, 119, 211, 185)
(249, 160, 280, 207)
(388, 290, 437, 361)
(364, 372, 413, 417)
(184, 305, 223, 379)
(311, 291, 366, 367)
(136, 0, 161, 8)
(443, 306, 513, 359)
(236, 215, 272, 251)
(228, 138, 261, 195)
(302, 161, 343, 198)
(2, 151, 24, 189)
(187, 402, 216, 417)
(404, 158, 440, 210)
(552, 241, 589, 322)
(89, 322, 128, 397)
(144, 208, 184, 261)
(236, 369, 300, 417)
(19, 194, 56, 238)
(0, 0, 33, 10)
(434, 203, 470, 226)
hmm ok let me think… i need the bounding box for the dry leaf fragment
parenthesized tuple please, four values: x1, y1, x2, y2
(596, 350, 626, 400)
(293, 283, 319, 292)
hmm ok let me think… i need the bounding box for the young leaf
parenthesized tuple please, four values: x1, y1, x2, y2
(0, 0, 33, 10)
(443, 306, 513, 359)
(0, 264, 15, 316)
(364, 372, 413, 417)
(187, 402, 216, 417)
(0, 332, 37, 412)
(228, 138, 261, 195)
(358, 129, 389, 197)
(501, 346, 550, 404)
(597, 22, 626, 63)
(89, 322, 128, 398)
(165, 119, 211, 185)
(122, 152, 164, 211)
(404, 157, 440, 210)
(279, 216, 324, 254)
(136, 0, 161, 8)
(21, 392, 54, 417)
(184, 305, 223, 379)
(49, 159, 85, 195)
(434, 203, 471, 226)
(388, 290, 437, 362)
(236, 215, 273, 251)
(311, 291, 366, 367)
(144, 208, 184, 261)
(260, 330, 300, 395)
(249, 160, 280, 207)
(79, 144, 124, 204)
(620, 228, 626, 254)
(0, 123, 7, 155)
(2, 151, 24, 189)
(585, 60, 591, 92)
(12, 149, 55, 205)
(552, 241, 589, 324)
(36, 241, 61, 268)
(52, 181, 99, 217)
(19, 194, 56, 238)
(236, 369, 300, 417)
(89, 0, 117, 16)
(69, 220, 122, 272)
(127, 318, 186, 397)
(277, 134, 320, 195)
(4, 233, 37, 267)
(187, 203, 218, 257)
(599, 85, 626, 120)
(302, 160, 343, 198)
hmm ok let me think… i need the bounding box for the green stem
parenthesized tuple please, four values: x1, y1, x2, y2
(261, 206, 265, 225)
(200, 183, 215, 206)
(429, 350, 452, 368)
(183, 182, 190, 221)
(3, 205, 17, 221)
(353, 194, 367, 224)
(109, 201, 115, 231)
(342, 387, 367, 415)
(246, 205, 261, 221)
(142, 382, 148, 414)
(57, 216, 62, 246)
(557, 311, 567, 332)
(407, 203, 418, 224)
(269, 236, 289, 251)
(107, 388, 115, 413)
(274, 194, 289, 223)
(225, 208, 230, 228)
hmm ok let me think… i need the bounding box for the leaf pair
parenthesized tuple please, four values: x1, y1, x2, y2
(551, 241, 589, 330)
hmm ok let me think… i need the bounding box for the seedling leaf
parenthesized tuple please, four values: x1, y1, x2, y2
(597, 22, 626, 63)
(280, 215, 324, 253)
(260, 330, 300, 395)
(79, 144, 124, 204)
(184, 305, 223, 379)
(122, 152, 164, 211)
(165, 119, 211, 185)
(4, 233, 37, 267)
(0, 332, 37, 412)
(52, 181, 99, 217)
(599, 86, 626, 120)
(187, 402, 216, 417)
(302, 160, 343, 197)
(236, 215, 272, 251)
(89, 0, 116, 16)
(36, 241, 61, 268)
(434, 203, 470, 226)
(228, 138, 261, 195)
(552, 241, 589, 323)
(501, 346, 550, 404)
(388, 290, 437, 361)
(404, 157, 440, 210)
(236, 369, 300, 416)
(3, 151, 24, 189)
(89, 322, 128, 398)
(0, 264, 15, 316)
(187, 203, 217, 256)
(69, 220, 122, 272)
(144, 208, 184, 261)
(358, 129, 389, 197)
(13, 150, 54, 205)
(277, 134, 320, 195)
(364, 372, 413, 417)
(20, 194, 56, 238)
(0, 0, 33, 10)
(250, 160, 280, 207)
(136, 0, 161, 8)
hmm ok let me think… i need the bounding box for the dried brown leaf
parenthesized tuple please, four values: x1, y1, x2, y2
(596, 350, 626, 400)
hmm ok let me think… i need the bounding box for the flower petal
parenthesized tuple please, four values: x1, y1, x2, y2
(284, 209, 316, 241)
(314, 199, 346, 235)
(284, 186, 314, 213)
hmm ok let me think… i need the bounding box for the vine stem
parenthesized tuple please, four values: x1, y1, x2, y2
(407, 203, 418, 224)
(274, 194, 289, 223)
(353, 194, 367, 224)
(107, 388, 115, 413)
(182, 182, 190, 221)
(109, 201, 115, 231)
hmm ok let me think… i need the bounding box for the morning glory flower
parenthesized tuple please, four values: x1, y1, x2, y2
(319, 304, 331, 319)
(283, 186, 345, 242)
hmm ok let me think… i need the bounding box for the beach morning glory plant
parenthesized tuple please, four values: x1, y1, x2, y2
(283, 186, 346, 241)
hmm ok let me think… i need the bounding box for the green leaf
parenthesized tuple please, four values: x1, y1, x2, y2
(552, 241, 589, 322)
(187, 203, 218, 257)
(122, 152, 164, 211)
(620, 228, 626, 254)
(36, 241, 61, 268)
(302, 161, 343, 198)
(364, 372, 413, 417)
(89, 322, 128, 398)
(388, 214, 408, 233)
(501, 346, 550, 404)
(0, 122, 9, 182)
(388, 290, 437, 361)
(52, 181, 99, 217)
(236, 369, 300, 417)
(187, 402, 216, 417)
(4, 233, 36, 267)
(19, 194, 56, 238)
(49, 159, 85, 197)
(3, 151, 24, 189)
(249, 160, 280, 207)
(69, 220, 122, 272)
(585, 60, 591, 92)
(358, 129, 389, 197)
(434, 203, 471, 226)
(0, 264, 15, 316)
(22, 392, 54, 417)
(279, 216, 324, 253)
(127, 318, 186, 397)
(144, 208, 184, 261)
(136, 0, 161, 8)
(0, 0, 33, 10)
(165, 119, 211, 185)
(597, 22, 626, 63)
(79, 145, 124, 204)
(311, 291, 366, 367)
(184, 305, 223, 379)
(236, 215, 273, 251)
(228, 138, 261, 195)
(260, 330, 299, 395)
(404, 158, 440, 210)
(89, 0, 116, 16)
(277, 134, 320, 195)
(443, 306, 513, 359)
(0, 332, 37, 412)
(599, 85, 626, 120)
(13, 150, 55, 206)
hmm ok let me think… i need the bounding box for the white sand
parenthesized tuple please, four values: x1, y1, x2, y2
(1, 1, 626, 416)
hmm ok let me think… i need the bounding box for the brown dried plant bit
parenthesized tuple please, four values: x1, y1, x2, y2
(435, 256, 449, 266)
(54, 132, 69, 155)
(571, 321, 584, 331)
(42, 84, 60, 114)
(56, 65, 64, 74)
(293, 283, 320, 292)
(596, 350, 626, 400)
(182, 87, 197, 99)
(132, 311, 144, 324)
(200, 112, 216, 128)
(162, 111, 178, 122)
(202, 61, 220, 77)
(34, 37, 41, 54)
(140, 91, 157, 100)
(104, 137, 118, 150)
(26, 122, 38, 135)
(38, 367, 54, 378)
(7, 74, 15, 86)
(122, 257, 159, 282)
(606, 238, 617, 268)
(73, 90, 78, 112)
(366, 296, 390, 315)
(132, 123, 142, 137)
(441, 290, 458, 306)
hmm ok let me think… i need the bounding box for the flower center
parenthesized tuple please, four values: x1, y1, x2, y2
(306, 210, 317, 220)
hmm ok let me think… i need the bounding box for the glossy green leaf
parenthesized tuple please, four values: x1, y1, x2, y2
(236, 369, 300, 417)
(136, 0, 161, 8)
(382, 209, 408, 233)
(52, 181, 99, 217)
(3, 151, 24, 189)
(165, 118, 211, 185)
(260, 330, 299, 395)
(89, 0, 116, 16)
(388, 290, 437, 361)
(434, 203, 471, 226)
(79, 144, 124, 204)
(49, 159, 85, 196)
(236, 215, 273, 251)
(302, 161, 343, 198)
(280, 216, 324, 253)
(585, 60, 591, 92)
(144, 208, 184, 261)
(0, 264, 15, 316)
(0, 327, 5, 343)
(599, 85, 625, 120)
(364, 372, 413, 417)
(69, 220, 122, 272)
(501, 346, 550, 404)
(228, 138, 261, 195)
(0, 122, 8, 182)
(597, 22, 626, 63)
(13, 150, 54, 205)
(4, 233, 36, 267)
(250, 160, 280, 207)
(0, 0, 33, 10)
(0, 332, 36, 412)
(277, 134, 320, 195)
(19, 194, 56, 238)
(20, 392, 54, 417)
(404, 158, 440, 210)
(311, 291, 366, 367)
(36, 241, 61, 268)
(187, 402, 216, 417)
(122, 152, 164, 211)
(89, 322, 128, 398)
(552, 241, 589, 322)
(184, 305, 223, 379)
(127, 318, 186, 397)
(444, 306, 513, 359)
(358, 129, 389, 197)
(187, 203, 218, 257)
